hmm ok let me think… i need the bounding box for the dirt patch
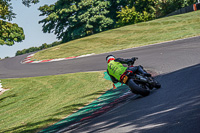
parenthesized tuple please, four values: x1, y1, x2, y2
(146, 69, 160, 77)
(0, 88, 8, 95)
(0, 81, 9, 95)
(51, 48, 60, 51)
(0, 89, 6, 95)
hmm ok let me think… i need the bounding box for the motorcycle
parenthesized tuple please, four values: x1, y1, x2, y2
(122, 57, 161, 96)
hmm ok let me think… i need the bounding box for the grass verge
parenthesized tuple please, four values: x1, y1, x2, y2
(33, 11, 200, 60)
(0, 71, 111, 133)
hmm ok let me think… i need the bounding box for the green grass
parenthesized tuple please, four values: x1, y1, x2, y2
(0, 71, 111, 133)
(33, 11, 200, 60)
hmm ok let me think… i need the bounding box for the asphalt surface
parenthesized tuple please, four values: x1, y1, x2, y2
(0, 36, 200, 133)
(0, 36, 200, 79)
(67, 63, 200, 133)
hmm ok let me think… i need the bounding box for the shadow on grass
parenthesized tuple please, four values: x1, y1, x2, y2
(50, 103, 86, 117)
(0, 94, 17, 108)
(0, 82, 130, 133)
(0, 94, 17, 102)
(50, 89, 125, 118)
(39, 85, 131, 133)
(2, 118, 59, 133)
(80, 90, 106, 99)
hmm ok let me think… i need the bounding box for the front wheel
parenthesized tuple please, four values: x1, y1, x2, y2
(148, 77, 161, 89)
(152, 79, 161, 89)
(154, 82, 161, 89)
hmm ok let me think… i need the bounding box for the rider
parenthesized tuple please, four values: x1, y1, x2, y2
(106, 55, 151, 96)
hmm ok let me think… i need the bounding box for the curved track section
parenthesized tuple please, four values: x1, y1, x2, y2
(67, 64, 200, 133)
(0, 36, 200, 79)
(63, 36, 200, 133)
(0, 36, 200, 133)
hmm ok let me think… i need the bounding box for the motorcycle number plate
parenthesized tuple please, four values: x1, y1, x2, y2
(122, 76, 129, 83)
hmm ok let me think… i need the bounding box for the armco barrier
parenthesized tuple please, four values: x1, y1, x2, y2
(166, 3, 200, 17)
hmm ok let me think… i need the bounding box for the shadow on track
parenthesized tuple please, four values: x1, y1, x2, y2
(69, 64, 200, 133)
(1, 64, 200, 133)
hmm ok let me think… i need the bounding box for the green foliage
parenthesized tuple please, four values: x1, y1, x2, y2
(154, 0, 196, 17)
(15, 41, 61, 56)
(131, 0, 156, 13)
(106, 0, 128, 22)
(0, 0, 41, 46)
(0, 0, 15, 21)
(38, 0, 134, 42)
(126, 0, 196, 18)
(116, 6, 155, 27)
(0, 20, 25, 46)
(4, 56, 9, 58)
(39, 0, 196, 42)
(22, 0, 39, 7)
(39, 0, 130, 42)
(0, 0, 40, 21)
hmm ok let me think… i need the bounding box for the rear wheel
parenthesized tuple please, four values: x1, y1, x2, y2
(127, 79, 150, 97)
(129, 83, 150, 97)
(137, 84, 150, 96)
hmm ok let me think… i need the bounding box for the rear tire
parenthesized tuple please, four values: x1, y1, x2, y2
(127, 79, 150, 97)
(136, 84, 150, 97)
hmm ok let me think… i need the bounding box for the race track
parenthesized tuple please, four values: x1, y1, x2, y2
(0, 36, 200, 79)
(0, 36, 200, 133)
(67, 63, 200, 133)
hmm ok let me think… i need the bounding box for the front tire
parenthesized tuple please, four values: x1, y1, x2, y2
(154, 82, 161, 89)
(152, 79, 161, 89)
(148, 77, 161, 89)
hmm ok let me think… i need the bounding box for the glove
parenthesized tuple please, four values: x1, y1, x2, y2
(131, 57, 138, 62)
(126, 59, 133, 63)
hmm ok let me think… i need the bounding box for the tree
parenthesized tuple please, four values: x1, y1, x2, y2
(0, 20, 25, 45)
(0, 0, 40, 46)
(4, 56, 9, 59)
(127, 0, 196, 18)
(39, 0, 115, 42)
(15, 41, 61, 56)
(41, 43, 48, 49)
(156, 0, 196, 17)
(22, 0, 39, 7)
(116, 6, 154, 27)
(106, 0, 128, 23)
(130, 0, 156, 14)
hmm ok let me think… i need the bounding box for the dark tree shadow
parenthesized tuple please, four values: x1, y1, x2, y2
(66, 64, 200, 133)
